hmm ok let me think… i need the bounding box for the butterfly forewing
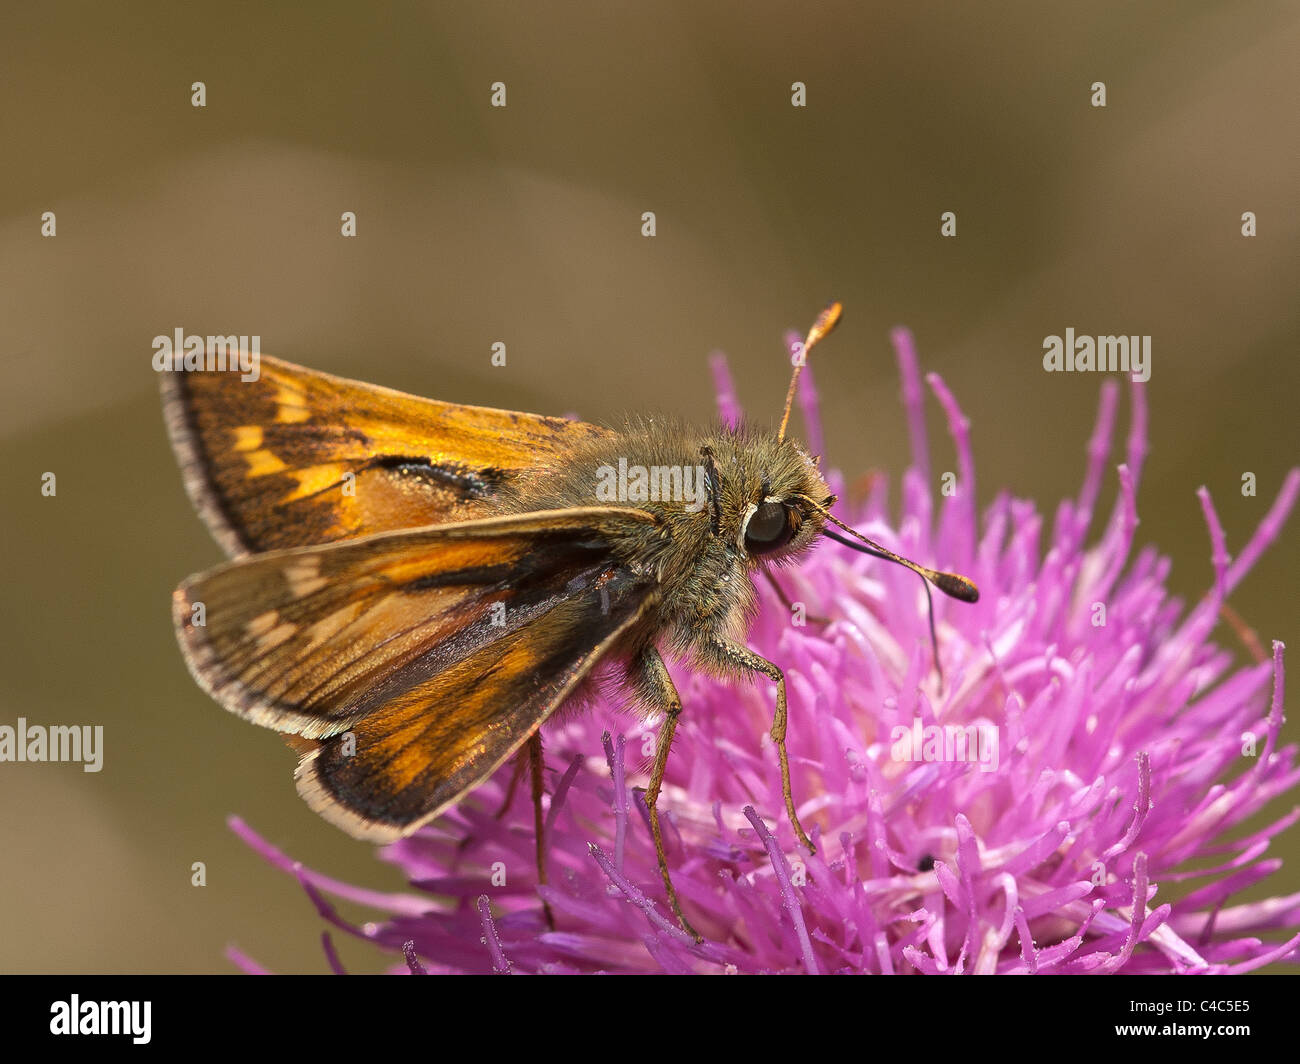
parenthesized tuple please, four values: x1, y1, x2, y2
(162, 353, 615, 556)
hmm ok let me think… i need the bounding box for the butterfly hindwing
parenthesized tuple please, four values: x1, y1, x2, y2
(173, 507, 657, 841)
(161, 351, 615, 556)
(173, 507, 655, 736)
(296, 567, 653, 840)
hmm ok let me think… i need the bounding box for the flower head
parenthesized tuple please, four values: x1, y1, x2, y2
(231, 328, 1300, 974)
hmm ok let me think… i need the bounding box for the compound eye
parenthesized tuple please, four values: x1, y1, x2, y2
(744, 500, 795, 555)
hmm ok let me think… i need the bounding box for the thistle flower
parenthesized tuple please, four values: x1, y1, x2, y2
(230, 328, 1300, 974)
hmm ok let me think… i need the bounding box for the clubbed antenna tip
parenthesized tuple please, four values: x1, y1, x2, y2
(778, 301, 843, 444)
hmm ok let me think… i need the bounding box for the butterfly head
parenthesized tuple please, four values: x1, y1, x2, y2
(695, 430, 834, 569)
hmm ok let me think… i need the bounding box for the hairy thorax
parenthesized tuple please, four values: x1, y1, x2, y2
(485, 417, 834, 656)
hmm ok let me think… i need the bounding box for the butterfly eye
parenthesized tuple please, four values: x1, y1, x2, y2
(744, 500, 795, 555)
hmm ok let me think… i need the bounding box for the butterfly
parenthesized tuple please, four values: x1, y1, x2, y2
(163, 303, 978, 940)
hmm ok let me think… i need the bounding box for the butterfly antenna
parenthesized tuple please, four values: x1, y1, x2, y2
(777, 301, 843, 444)
(804, 500, 979, 686)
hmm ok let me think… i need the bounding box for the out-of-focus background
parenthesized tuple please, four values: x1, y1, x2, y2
(1, 2, 1296, 973)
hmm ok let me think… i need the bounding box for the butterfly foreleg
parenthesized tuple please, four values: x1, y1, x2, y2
(703, 637, 815, 856)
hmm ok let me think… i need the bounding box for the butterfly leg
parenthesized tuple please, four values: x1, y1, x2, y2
(527, 731, 556, 931)
(636, 646, 703, 942)
(761, 569, 832, 626)
(1218, 602, 1268, 664)
(494, 750, 529, 820)
(706, 638, 816, 855)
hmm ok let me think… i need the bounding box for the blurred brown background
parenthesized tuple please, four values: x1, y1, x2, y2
(1, 2, 1296, 973)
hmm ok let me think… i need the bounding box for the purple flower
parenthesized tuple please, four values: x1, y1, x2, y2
(230, 328, 1300, 974)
